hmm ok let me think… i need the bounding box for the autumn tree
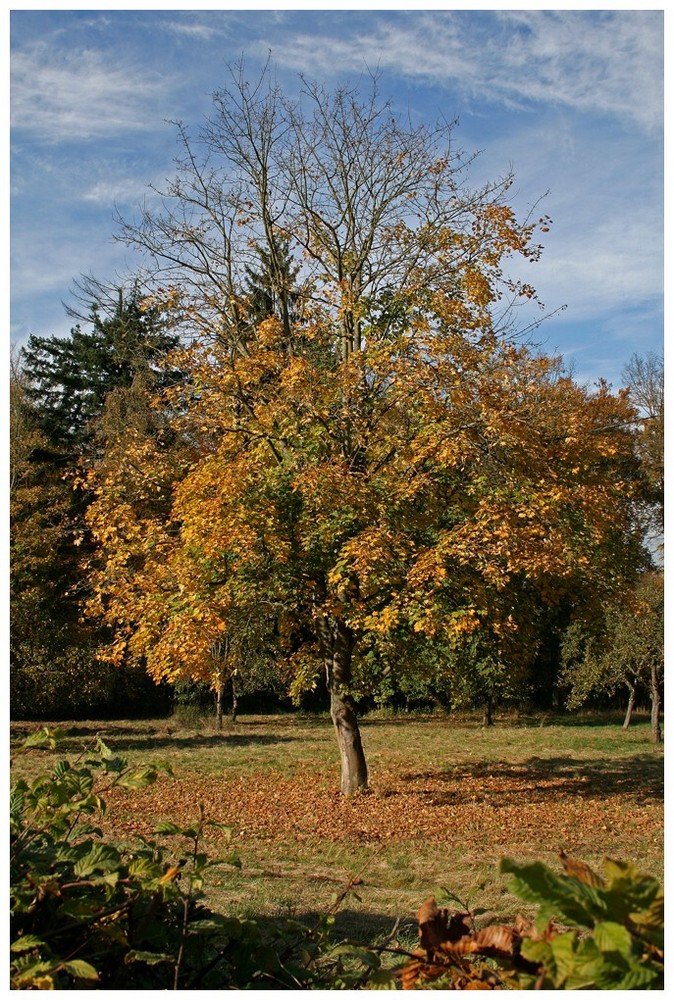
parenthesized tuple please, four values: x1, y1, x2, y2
(85, 69, 643, 793)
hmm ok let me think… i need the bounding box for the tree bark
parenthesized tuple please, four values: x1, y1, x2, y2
(231, 673, 238, 724)
(215, 682, 224, 731)
(482, 696, 494, 727)
(622, 682, 636, 730)
(316, 616, 368, 794)
(650, 662, 662, 744)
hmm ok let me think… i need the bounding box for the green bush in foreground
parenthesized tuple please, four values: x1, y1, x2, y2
(10, 729, 664, 989)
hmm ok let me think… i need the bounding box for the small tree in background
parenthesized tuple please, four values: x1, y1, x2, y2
(20, 287, 181, 453)
(622, 352, 664, 556)
(561, 572, 663, 741)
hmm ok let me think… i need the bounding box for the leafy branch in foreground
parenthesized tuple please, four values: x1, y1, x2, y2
(397, 852, 664, 990)
(10, 728, 239, 989)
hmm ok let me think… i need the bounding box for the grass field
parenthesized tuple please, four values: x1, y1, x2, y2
(10, 710, 664, 943)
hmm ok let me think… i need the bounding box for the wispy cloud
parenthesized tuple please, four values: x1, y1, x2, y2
(11, 40, 170, 141)
(160, 19, 221, 41)
(268, 10, 662, 134)
(493, 11, 662, 133)
(474, 118, 663, 321)
(82, 177, 156, 207)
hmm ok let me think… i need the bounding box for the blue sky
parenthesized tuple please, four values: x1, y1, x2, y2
(9, 7, 664, 388)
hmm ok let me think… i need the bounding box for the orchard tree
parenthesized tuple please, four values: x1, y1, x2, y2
(86, 69, 643, 793)
(561, 572, 663, 742)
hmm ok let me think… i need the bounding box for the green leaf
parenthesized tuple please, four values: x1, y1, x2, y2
(500, 857, 602, 928)
(593, 920, 633, 955)
(628, 894, 665, 949)
(366, 968, 399, 989)
(548, 931, 585, 988)
(22, 727, 65, 750)
(101, 755, 128, 774)
(619, 964, 662, 989)
(128, 856, 164, 880)
(331, 944, 381, 970)
(62, 959, 99, 980)
(186, 918, 227, 934)
(94, 738, 114, 760)
(124, 950, 174, 966)
(153, 820, 183, 835)
(73, 842, 121, 877)
(117, 766, 160, 790)
(10, 935, 45, 953)
(204, 819, 233, 837)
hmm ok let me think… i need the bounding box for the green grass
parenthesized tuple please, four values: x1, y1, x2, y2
(11, 710, 663, 943)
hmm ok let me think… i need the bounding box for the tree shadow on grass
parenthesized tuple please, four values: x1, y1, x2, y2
(294, 907, 417, 944)
(11, 723, 296, 753)
(399, 755, 663, 807)
(102, 732, 296, 752)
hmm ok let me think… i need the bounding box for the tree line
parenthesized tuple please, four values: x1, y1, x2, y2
(10, 70, 664, 791)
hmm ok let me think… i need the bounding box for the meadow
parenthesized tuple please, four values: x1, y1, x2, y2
(10, 711, 663, 943)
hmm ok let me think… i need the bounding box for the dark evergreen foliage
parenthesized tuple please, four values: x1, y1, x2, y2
(20, 289, 181, 452)
(11, 286, 182, 721)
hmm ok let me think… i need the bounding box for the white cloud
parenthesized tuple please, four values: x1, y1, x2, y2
(457, 105, 663, 331)
(493, 10, 663, 133)
(268, 10, 662, 134)
(160, 19, 221, 41)
(82, 177, 157, 207)
(10, 41, 170, 141)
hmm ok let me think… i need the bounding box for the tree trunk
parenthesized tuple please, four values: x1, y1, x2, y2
(650, 662, 662, 744)
(316, 616, 368, 795)
(482, 696, 494, 727)
(215, 682, 224, 731)
(622, 682, 636, 730)
(231, 673, 238, 724)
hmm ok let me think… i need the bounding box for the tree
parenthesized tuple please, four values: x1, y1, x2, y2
(10, 290, 180, 720)
(86, 69, 643, 793)
(20, 287, 180, 453)
(10, 354, 80, 691)
(622, 352, 663, 552)
(561, 572, 664, 742)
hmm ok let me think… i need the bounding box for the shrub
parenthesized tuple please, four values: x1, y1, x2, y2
(10, 648, 172, 721)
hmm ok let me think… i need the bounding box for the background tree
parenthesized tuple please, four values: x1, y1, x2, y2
(10, 290, 179, 720)
(86, 70, 645, 794)
(20, 286, 181, 454)
(622, 352, 663, 554)
(560, 572, 663, 742)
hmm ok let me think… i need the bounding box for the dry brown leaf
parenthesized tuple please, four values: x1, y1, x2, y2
(417, 897, 450, 952)
(560, 850, 605, 888)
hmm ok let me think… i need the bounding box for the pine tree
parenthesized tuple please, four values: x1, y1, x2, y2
(20, 288, 180, 453)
